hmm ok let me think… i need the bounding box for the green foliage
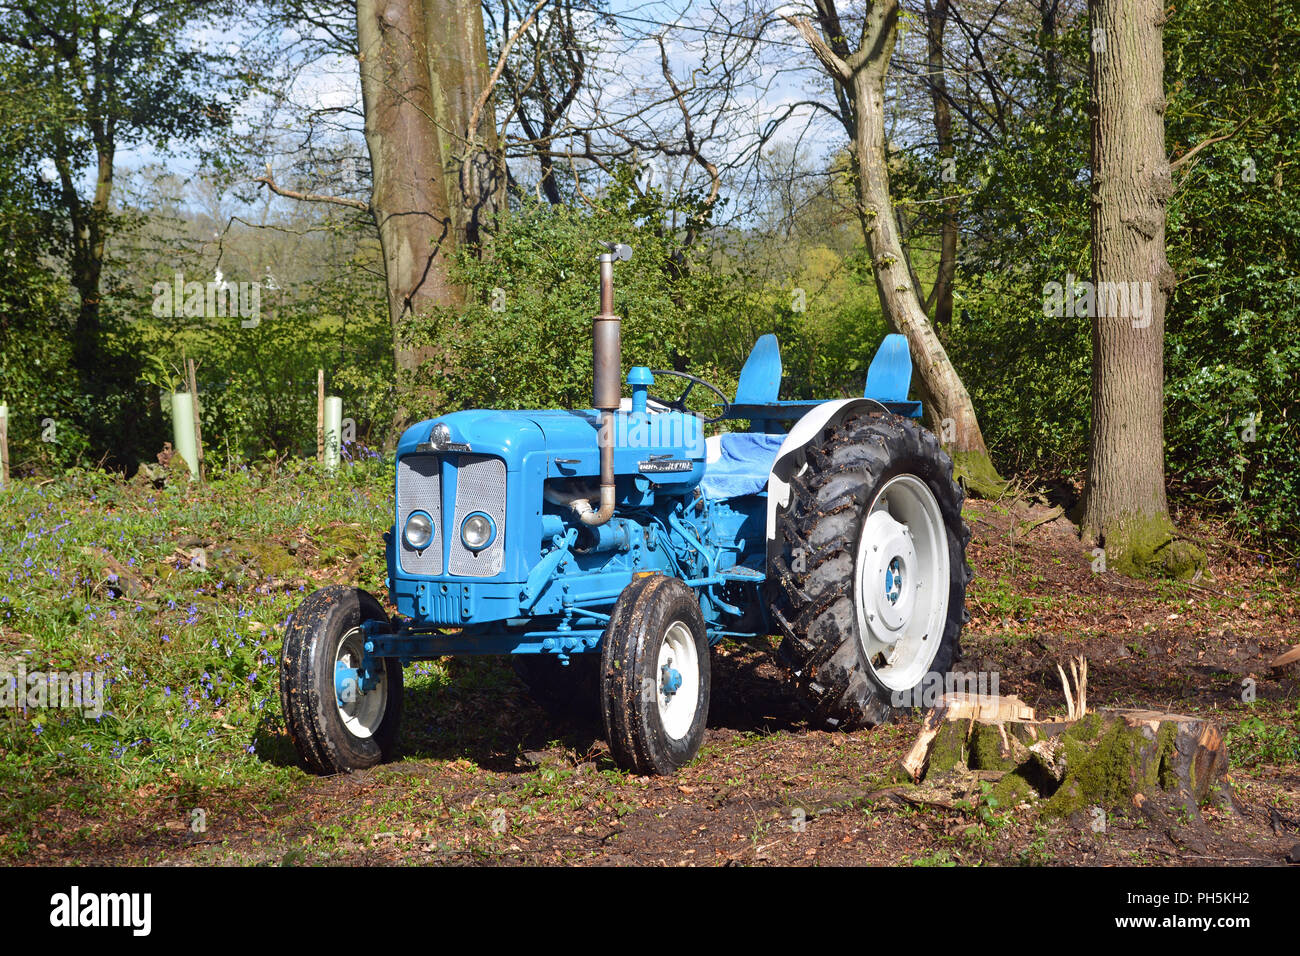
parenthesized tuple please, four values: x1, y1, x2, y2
(944, 6, 1300, 551)
(0, 2, 259, 470)
(945, 19, 1094, 477)
(417, 175, 741, 414)
(0, 51, 88, 472)
(1161, 0, 1300, 549)
(147, 277, 393, 464)
(416, 167, 887, 418)
(1224, 714, 1300, 769)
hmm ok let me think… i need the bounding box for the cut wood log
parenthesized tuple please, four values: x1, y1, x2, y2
(899, 698, 1229, 822)
(899, 693, 1035, 782)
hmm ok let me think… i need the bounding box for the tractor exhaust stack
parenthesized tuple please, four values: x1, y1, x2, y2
(584, 242, 632, 527)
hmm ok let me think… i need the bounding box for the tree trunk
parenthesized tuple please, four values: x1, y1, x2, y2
(788, 2, 1004, 497)
(905, 701, 1231, 826)
(64, 122, 149, 466)
(1079, 0, 1203, 578)
(62, 135, 113, 396)
(924, 0, 956, 328)
(425, 0, 505, 248)
(357, 0, 459, 426)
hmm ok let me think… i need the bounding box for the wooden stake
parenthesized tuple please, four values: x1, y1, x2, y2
(186, 358, 205, 482)
(0, 404, 9, 490)
(317, 368, 325, 462)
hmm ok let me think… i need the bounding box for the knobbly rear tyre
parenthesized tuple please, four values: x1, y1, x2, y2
(769, 412, 971, 729)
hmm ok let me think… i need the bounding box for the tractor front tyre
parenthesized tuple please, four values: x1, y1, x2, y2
(600, 575, 711, 775)
(279, 585, 403, 774)
(770, 412, 971, 730)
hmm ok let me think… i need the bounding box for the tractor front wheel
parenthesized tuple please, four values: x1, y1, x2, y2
(279, 585, 403, 774)
(600, 575, 711, 775)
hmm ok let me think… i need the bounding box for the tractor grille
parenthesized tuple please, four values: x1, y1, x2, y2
(448, 454, 506, 577)
(397, 454, 443, 575)
(397, 452, 506, 578)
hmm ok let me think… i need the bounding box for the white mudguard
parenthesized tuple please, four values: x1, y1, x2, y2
(764, 398, 888, 569)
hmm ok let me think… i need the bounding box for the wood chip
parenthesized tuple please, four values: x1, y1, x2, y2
(1270, 645, 1300, 669)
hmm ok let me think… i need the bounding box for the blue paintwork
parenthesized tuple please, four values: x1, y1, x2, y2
(373, 333, 917, 668)
(733, 333, 782, 405)
(335, 660, 357, 707)
(661, 664, 683, 696)
(628, 366, 654, 413)
(865, 333, 913, 404)
(886, 557, 902, 604)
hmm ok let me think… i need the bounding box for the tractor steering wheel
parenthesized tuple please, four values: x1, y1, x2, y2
(648, 369, 731, 424)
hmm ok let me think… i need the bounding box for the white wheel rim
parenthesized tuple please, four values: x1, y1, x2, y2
(656, 621, 700, 740)
(335, 626, 388, 739)
(853, 474, 951, 691)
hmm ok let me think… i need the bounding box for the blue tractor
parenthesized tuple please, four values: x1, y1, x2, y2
(279, 243, 971, 775)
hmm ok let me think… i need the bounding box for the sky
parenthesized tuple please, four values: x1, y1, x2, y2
(92, 1, 847, 229)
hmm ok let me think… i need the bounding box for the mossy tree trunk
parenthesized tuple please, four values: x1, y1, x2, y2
(786, 2, 1005, 498)
(1079, 0, 1204, 577)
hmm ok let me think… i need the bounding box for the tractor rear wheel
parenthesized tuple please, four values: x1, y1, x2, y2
(769, 412, 971, 729)
(600, 574, 711, 775)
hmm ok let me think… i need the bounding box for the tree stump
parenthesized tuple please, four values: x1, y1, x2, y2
(900, 695, 1230, 823)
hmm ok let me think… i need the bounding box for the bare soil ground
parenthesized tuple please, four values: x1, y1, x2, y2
(22, 498, 1300, 866)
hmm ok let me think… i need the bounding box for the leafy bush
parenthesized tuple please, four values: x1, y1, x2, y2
(417, 168, 888, 419)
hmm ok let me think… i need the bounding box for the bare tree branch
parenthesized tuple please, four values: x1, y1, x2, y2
(256, 163, 369, 211)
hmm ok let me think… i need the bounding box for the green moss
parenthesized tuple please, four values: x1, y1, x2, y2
(951, 449, 1008, 500)
(1041, 717, 1175, 819)
(237, 540, 298, 579)
(992, 771, 1037, 807)
(314, 524, 369, 561)
(926, 718, 972, 775)
(1092, 512, 1207, 580)
(969, 724, 1020, 771)
(885, 763, 917, 785)
(1064, 712, 1104, 743)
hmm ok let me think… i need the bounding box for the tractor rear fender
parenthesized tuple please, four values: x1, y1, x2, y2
(764, 398, 887, 568)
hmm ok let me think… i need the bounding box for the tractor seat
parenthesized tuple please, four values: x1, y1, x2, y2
(698, 431, 786, 500)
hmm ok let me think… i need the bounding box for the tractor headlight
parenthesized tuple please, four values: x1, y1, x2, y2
(460, 512, 495, 551)
(403, 511, 434, 550)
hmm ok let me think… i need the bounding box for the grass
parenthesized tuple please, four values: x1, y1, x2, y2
(969, 575, 1053, 620)
(2, 463, 1298, 866)
(0, 455, 394, 858)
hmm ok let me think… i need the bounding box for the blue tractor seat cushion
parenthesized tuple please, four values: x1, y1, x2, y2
(698, 431, 786, 500)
